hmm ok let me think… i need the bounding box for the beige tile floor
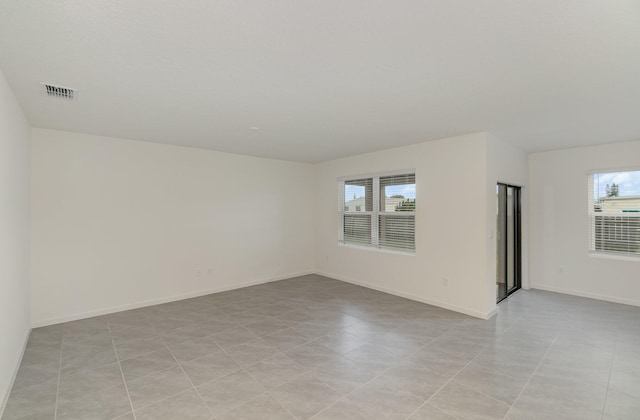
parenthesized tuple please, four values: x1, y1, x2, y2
(3, 274, 640, 419)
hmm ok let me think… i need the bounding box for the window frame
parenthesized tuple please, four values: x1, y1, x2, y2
(587, 168, 640, 261)
(338, 170, 416, 254)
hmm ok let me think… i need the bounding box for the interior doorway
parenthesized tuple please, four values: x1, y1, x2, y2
(496, 183, 521, 303)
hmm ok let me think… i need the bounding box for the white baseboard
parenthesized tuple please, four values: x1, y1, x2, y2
(32, 268, 506, 327)
(0, 327, 31, 418)
(31, 270, 314, 328)
(531, 283, 640, 308)
(484, 306, 499, 320)
(315, 271, 496, 320)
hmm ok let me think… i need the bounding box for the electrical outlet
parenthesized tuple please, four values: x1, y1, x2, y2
(208, 268, 212, 275)
(196, 269, 201, 277)
(442, 278, 449, 286)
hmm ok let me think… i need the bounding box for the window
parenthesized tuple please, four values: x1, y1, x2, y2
(588, 170, 640, 258)
(339, 172, 416, 252)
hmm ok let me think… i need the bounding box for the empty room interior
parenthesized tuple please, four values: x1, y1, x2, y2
(2, 1, 640, 419)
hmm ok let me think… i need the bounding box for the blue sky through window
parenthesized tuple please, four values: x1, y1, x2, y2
(345, 185, 365, 201)
(345, 184, 416, 201)
(384, 184, 416, 199)
(594, 171, 640, 199)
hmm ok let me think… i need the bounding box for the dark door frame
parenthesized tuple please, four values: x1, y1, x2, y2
(497, 183, 522, 303)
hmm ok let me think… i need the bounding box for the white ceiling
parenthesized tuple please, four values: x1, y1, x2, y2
(1, 1, 640, 162)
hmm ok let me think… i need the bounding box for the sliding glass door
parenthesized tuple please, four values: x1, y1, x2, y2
(497, 183, 521, 303)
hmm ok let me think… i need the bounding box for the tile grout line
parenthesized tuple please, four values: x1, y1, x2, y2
(113, 347, 167, 366)
(61, 328, 160, 379)
(160, 335, 216, 419)
(448, 380, 513, 414)
(24, 287, 632, 420)
(600, 332, 618, 420)
(425, 404, 462, 420)
(124, 384, 200, 413)
(120, 363, 177, 387)
(502, 336, 558, 419)
(444, 322, 537, 412)
(217, 345, 299, 419)
(113, 322, 203, 413)
(108, 321, 138, 420)
(306, 400, 342, 420)
(115, 332, 227, 384)
(310, 317, 490, 420)
(295, 356, 367, 420)
(402, 317, 524, 420)
(115, 319, 325, 416)
(212, 328, 401, 419)
(311, 337, 445, 420)
(224, 390, 294, 419)
(52, 334, 64, 420)
(403, 351, 484, 420)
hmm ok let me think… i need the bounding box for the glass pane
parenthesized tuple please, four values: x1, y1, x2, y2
(591, 171, 640, 256)
(343, 214, 372, 245)
(379, 215, 415, 251)
(380, 174, 415, 213)
(496, 185, 507, 302)
(507, 187, 515, 291)
(594, 215, 640, 254)
(345, 178, 373, 212)
(593, 171, 640, 210)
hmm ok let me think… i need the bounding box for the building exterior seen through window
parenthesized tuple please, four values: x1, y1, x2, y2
(589, 170, 640, 257)
(339, 173, 416, 252)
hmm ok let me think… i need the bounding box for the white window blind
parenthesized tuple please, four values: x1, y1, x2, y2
(588, 171, 640, 258)
(379, 174, 416, 251)
(339, 172, 415, 252)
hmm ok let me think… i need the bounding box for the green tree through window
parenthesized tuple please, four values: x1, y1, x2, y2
(395, 199, 415, 212)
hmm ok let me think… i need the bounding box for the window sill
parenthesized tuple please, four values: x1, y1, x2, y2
(338, 242, 415, 256)
(589, 251, 640, 262)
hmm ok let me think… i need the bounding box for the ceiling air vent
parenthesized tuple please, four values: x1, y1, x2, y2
(41, 83, 77, 101)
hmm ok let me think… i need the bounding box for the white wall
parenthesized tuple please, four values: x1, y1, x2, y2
(314, 133, 496, 318)
(0, 71, 31, 414)
(31, 129, 530, 327)
(486, 134, 529, 312)
(529, 140, 640, 306)
(30, 129, 314, 326)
